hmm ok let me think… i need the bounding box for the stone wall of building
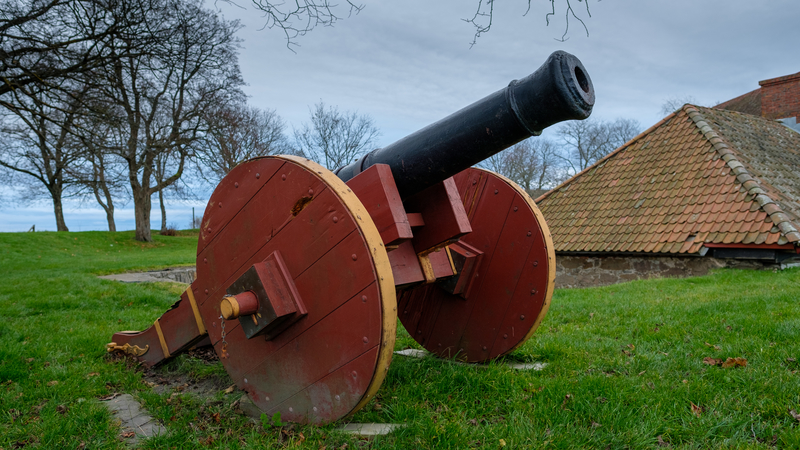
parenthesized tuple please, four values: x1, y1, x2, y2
(554, 254, 774, 289)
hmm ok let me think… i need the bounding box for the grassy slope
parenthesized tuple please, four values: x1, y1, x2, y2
(1, 231, 799, 449)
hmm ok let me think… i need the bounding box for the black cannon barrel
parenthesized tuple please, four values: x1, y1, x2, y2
(335, 50, 595, 199)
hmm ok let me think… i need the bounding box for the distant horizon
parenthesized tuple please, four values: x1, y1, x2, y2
(0, 198, 210, 233)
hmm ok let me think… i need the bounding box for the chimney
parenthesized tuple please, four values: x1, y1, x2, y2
(758, 72, 800, 122)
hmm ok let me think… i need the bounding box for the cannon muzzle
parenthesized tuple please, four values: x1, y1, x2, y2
(335, 50, 595, 199)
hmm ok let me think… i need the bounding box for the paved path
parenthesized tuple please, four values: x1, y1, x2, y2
(103, 394, 166, 445)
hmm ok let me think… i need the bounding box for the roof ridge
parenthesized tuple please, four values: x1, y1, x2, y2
(683, 104, 800, 244)
(535, 111, 679, 203)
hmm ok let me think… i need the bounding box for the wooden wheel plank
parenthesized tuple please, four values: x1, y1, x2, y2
(263, 347, 380, 424)
(194, 156, 395, 424)
(398, 168, 554, 362)
(406, 173, 516, 357)
(197, 159, 284, 254)
(205, 231, 382, 377)
(457, 187, 537, 361)
(196, 162, 330, 307)
(488, 231, 550, 356)
(195, 187, 358, 348)
(232, 284, 382, 410)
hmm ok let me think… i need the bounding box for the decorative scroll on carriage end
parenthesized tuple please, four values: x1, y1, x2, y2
(106, 341, 149, 357)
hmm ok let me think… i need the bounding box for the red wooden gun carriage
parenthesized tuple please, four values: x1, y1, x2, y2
(107, 51, 595, 424)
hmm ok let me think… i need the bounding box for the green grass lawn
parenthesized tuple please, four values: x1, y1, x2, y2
(1, 231, 799, 449)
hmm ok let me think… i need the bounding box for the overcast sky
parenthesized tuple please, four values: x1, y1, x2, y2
(2, 0, 799, 232)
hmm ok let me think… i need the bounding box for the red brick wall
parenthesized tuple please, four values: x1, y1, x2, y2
(759, 73, 800, 120)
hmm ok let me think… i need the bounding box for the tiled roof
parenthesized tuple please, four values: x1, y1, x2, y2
(715, 88, 761, 116)
(536, 105, 800, 254)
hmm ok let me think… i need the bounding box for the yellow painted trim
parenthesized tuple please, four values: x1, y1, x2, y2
(273, 155, 396, 418)
(154, 319, 171, 358)
(444, 246, 457, 275)
(417, 253, 436, 283)
(476, 169, 556, 353)
(185, 288, 207, 335)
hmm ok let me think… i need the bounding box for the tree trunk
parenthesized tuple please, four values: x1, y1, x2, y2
(106, 204, 116, 232)
(133, 187, 152, 242)
(53, 195, 69, 232)
(159, 189, 167, 233)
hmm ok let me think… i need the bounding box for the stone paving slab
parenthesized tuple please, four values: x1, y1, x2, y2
(103, 394, 166, 445)
(337, 423, 406, 435)
(394, 348, 547, 370)
(99, 266, 196, 284)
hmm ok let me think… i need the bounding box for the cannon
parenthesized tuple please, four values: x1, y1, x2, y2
(107, 50, 595, 424)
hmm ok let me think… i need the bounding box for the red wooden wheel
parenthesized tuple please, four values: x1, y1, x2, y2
(398, 168, 555, 363)
(191, 156, 396, 424)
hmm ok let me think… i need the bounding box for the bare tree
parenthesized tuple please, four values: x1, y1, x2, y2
(195, 101, 289, 183)
(556, 117, 641, 174)
(482, 138, 565, 197)
(96, 0, 244, 241)
(660, 95, 698, 116)
(465, 0, 594, 46)
(293, 101, 380, 170)
(236, 1, 596, 48)
(0, 0, 152, 98)
(0, 85, 89, 231)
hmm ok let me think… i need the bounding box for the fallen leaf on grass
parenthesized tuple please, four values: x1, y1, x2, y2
(703, 357, 723, 366)
(789, 409, 800, 422)
(657, 435, 670, 447)
(499, 439, 507, 447)
(211, 412, 221, 423)
(47, 380, 58, 386)
(86, 372, 100, 378)
(56, 405, 68, 415)
(703, 342, 721, 351)
(120, 431, 135, 439)
(690, 402, 703, 417)
(721, 357, 747, 368)
(223, 385, 235, 394)
(591, 422, 601, 428)
(97, 393, 120, 401)
(561, 394, 573, 410)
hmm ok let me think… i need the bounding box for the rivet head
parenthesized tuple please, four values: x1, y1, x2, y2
(531, 289, 537, 295)
(203, 258, 207, 263)
(255, 173, 260, 179)
(335, 395, 340, 401)
(351, 254, 357, 261)
(520, 315, 526, 320)
(234, 182, 239, 188)
(244, 378, 248, 383)
(482, 346, 487, 351)
(494, 189, 499, 195)
(265, 396, 270, 401)
(332, 216, 338, 223)
(204, 289, 208, 294)
(218, 203, 223, 208)
(351, 371, 357, 378)
(472, 179, 477, 185)
(533, 261, 538, 267)
(281, 174, 286, 181)
(362, 337, 368, 343)
(308, 189, 314, 196)
(361, 295, 367, 303)
(514, 206, 518, 212)
(527, 231, 532, 237)
(503, 334, 508, 339)
(313, 406, 318, 412)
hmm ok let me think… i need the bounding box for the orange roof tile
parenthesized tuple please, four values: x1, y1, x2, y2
(536, 105, 800, 254)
